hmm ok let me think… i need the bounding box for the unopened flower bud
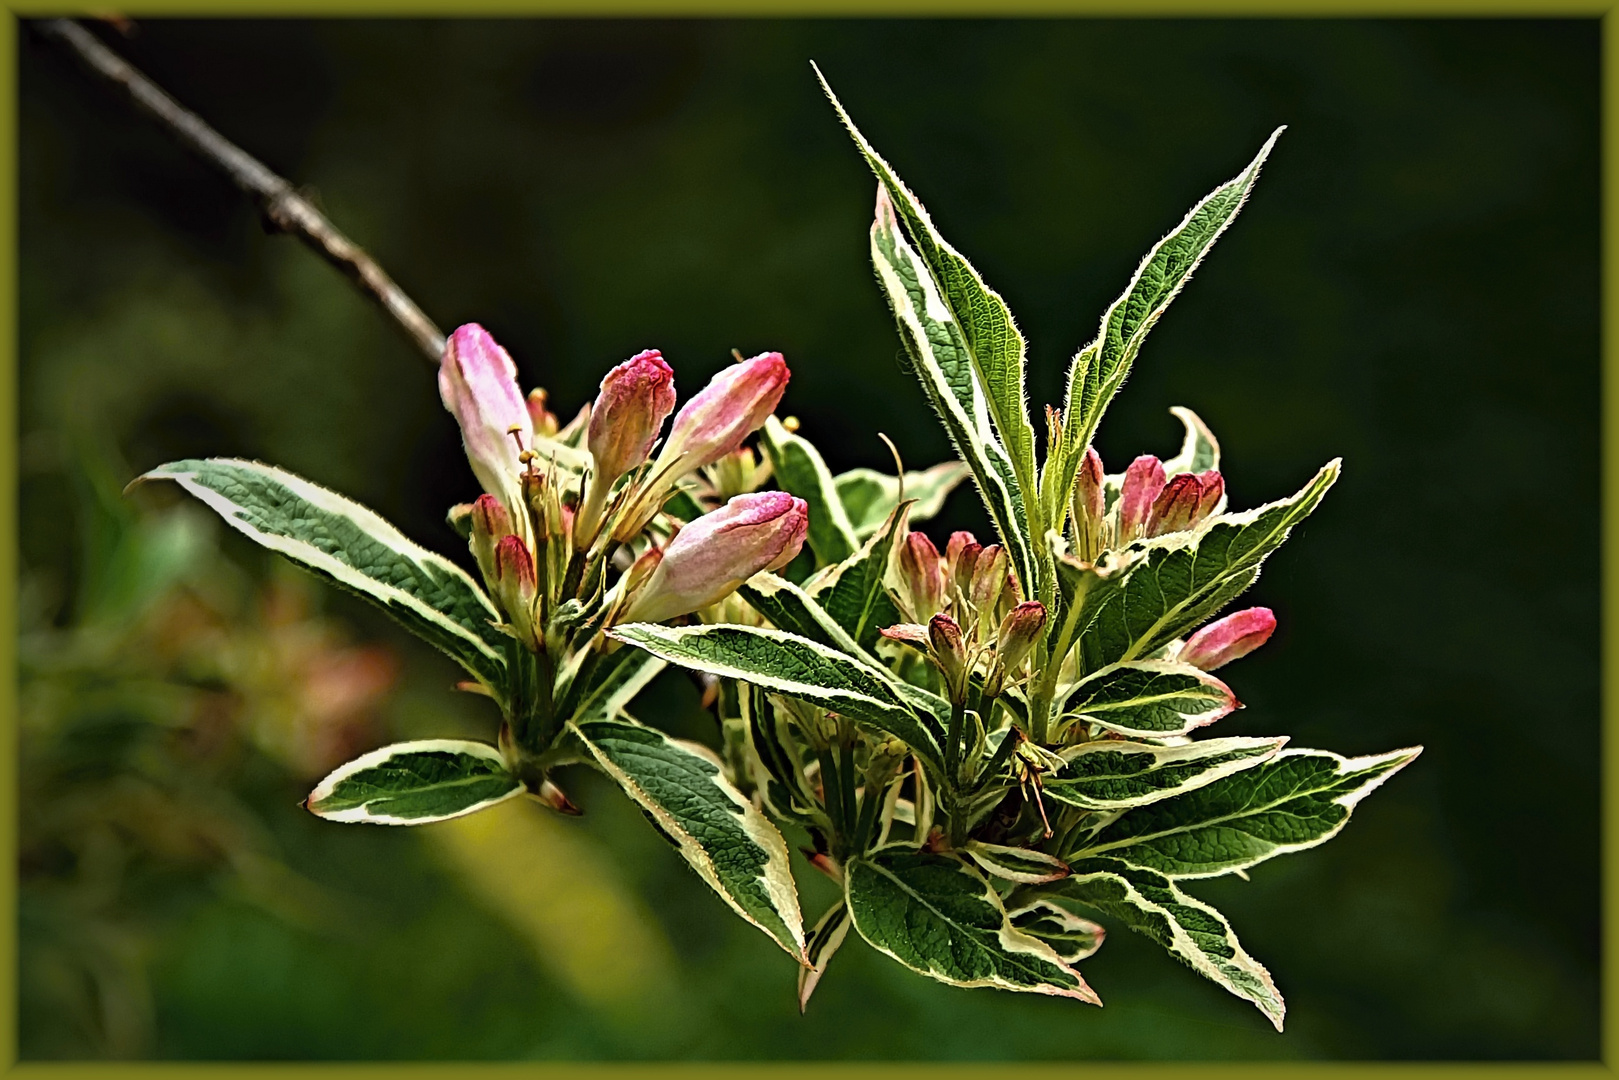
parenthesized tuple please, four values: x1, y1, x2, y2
(996, 601, 1047, 673)
(899, 531, 945, 617)
(970, 545, 1009, 610)
(1118, 455, 1167, 541)
(588, 349, 677, 486)
(469, 493, 515, 582)
(657, 352, 790, 476)
(1179, 607, 1276, 671)
(879, 622, 930, 646)
(945, 531, 982, 598)
(1147, 470, 1224, 537)
(491, 534, 539, 642)
(620, 491, 808, 624)
(1072, 447, 1106, 558)
(439, 324, 532, 511)
(928, 612, 968, 700)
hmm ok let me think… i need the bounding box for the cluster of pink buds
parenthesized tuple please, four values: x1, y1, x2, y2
(438, 323, 806, 650)
(884, 529, 1045, 705)
(1070, 447, 1225, 562)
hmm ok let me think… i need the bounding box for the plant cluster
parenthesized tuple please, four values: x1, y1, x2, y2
(135, 76, 1420, 1027)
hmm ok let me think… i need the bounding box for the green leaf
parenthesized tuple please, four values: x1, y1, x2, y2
(1160, 406, 1221, 477)
(1048, 128, 1282, 521)
(1068, 746, 1423, 878)
(760, 417, 859, 565)
(1005, 896, 1106, 964)
(866, 170, 1037, 596)
(1076, 460, 1339, 669)
(1018, 857, 1284, 1030)
(809, 502, 908, 652)
(817, 68, 1039, 530)
(305, 740, 522, 825)
(1061, 660, 1237, 738)
(137, 459, 508, 694)
(834, 462, 971, 539)
(608, 622, 947, 774)
(798, 901, 852, 1013)
(964, 840, 1071, 885)
(1043, 736, 1287, 811)
(844, 848, 1099, 1002)
(568, 713, 807, 963)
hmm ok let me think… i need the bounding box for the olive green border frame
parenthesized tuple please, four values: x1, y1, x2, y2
(1, 3, 1609, 1075)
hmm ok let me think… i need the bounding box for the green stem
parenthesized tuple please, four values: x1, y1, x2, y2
(944, 698, 966, 786)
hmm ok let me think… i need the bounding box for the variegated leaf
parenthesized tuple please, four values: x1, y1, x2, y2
(568, 713, 807, 962)
(760, 416, 859, 565)
(809, 501, 908, 652)
(137, 458, 508, 694)
(834, 462, 971, 538)
(818, 68, 1039, 528)
(1160, 406, 1221, 477)
(964, 840, 1071, 884)
(1063, 660, 1237, 738)
(740, 572, 870, 659)
(798, 901, 853, 1013)
(558, 645, 666, 726)
(1006, 897, 1107, 964)
(867, 181, 1037, 595)
(1068, 746, 1423, 878)
(1016, 857, 1284, 1030)
(608, 622, 947, 774)
(1043, 736, 1287, 811)
(305, 739, 522, 825)
(1047, 129, 1281, 526)
(845, 848, 1099, 1002)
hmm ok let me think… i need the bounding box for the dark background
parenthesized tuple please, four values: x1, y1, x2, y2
(18, 18, 1598, 1060)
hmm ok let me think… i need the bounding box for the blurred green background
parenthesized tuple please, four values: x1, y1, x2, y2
(18, 17, 1597, 1061)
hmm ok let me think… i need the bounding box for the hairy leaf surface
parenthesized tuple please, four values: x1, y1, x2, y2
(1063, 660, 1237, 737)
(305, 739, 521, 825)
(569, 713, 807, 962)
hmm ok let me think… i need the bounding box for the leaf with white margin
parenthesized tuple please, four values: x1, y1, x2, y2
(760, 416, 859, 565)
(568, 713, 807, 963)
(867, 183, 1037, 596)
(797, 901, 853, 1013)
(1014, 856, 1284, 1030)
(1160, 406, 1221, 477)
(1075, 460, 1339, 670)
(1043, 736, 1287, 811)
(136, 458, 508, 694)
(305, 739, 522, 825)
(609, 622, 947, 774)
(834, 461, 971, 539)
(845, 848, 1099, 1003)
(1062, 660, 1238, 738)
(809, 501, 909, 652)
(740, 573, 870, 661)
(1067, 746, 1423, 878)
(1006, 897, 1107, 964)
(964, 840, 1071, 884)
(1046, 129, 1282, 526)
(818, 68, 1040, 539)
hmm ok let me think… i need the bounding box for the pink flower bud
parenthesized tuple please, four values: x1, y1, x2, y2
(928, 612, 968, 699)
(469, 493, 515, 582)
(1179, 607, 1277, 671)
(491, 534, 539, 642)
(658, 352, 790, 474)
(970, 545, 1009, 610)
(1118, 455, 1167, 541)
(588, 349, 677, 485)
(1147, 470, 1224, 537)
(900, 531, 946, 616)
(996, 601, 1047, 672)
(879, 622, 930, 646)
(946, 532, 982, 598)
(439, 324, 532, 509)
(620, 491, 809, 624)
(1072, 447, 1106, 558)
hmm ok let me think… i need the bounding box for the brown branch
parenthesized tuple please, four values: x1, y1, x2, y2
(36, 18, 446, 365)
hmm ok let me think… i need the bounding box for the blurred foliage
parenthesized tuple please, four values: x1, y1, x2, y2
(19, 17, 1597, 1059)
